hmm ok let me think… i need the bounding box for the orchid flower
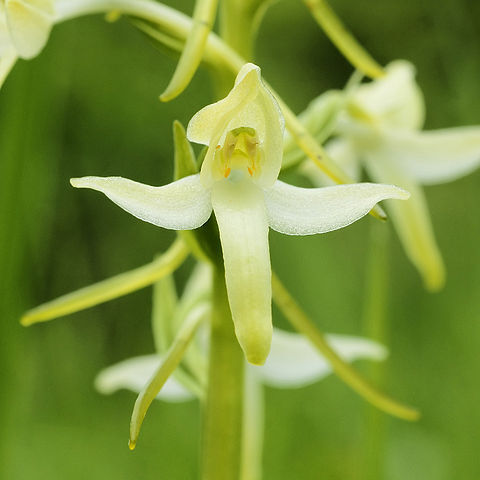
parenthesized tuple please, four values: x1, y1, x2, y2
(301, 60, 480, 291)
(0, 0, 54, 86)
(71, 62, 409, 365)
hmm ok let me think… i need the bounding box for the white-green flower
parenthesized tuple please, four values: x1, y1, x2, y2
(71, 62, 409, 365)
(0, 0, 54, 85)
(303, 60, 480, 291)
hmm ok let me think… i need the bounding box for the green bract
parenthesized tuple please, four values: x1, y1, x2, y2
(70, 63, 409, 365)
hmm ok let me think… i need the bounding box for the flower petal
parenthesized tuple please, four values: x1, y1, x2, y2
(211, 178, 272, 365)
(187, 63, 260, 147)
(365, 154, 445, 291)
(70, 174, 212, 230)
(255, 328, 387, 388)
(94, 355, 194, 403)
(349, 60, 425, 130)
(0, 7, 12, 52)
(265, 179, 409, 235)
(5, 0, 54, 59)
(381, 127, 480, 185)
(187, 63, 284, 188)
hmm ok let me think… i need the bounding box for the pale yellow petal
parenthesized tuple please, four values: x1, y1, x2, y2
(211, 178, 272, 365)
(6, 0, 54, 59)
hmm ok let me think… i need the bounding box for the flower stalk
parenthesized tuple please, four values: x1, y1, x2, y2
(201, 265, 244, 480)
(361, 222, 390, 479)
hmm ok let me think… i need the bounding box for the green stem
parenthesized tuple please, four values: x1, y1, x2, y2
(219, 0, 260, 60)
(361, 222, 390, 480)
(201, 266, 244, 480)
(240, 367, 264, 480)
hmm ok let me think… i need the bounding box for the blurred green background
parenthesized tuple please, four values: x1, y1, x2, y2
(1, 0, 479, 478)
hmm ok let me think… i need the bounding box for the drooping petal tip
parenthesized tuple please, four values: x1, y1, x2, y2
(239, 328, 272, 366)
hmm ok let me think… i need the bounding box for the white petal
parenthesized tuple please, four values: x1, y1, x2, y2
(211, 178, 272, 365)
(187, 63, 284, 188)
(381, 127, 480, 185)
(265, 179, 409, 235)
(0, 7, 13, 54)
(365, 154, 445, 291)
(255, 329, 387, 388)
(5, 0, 54, 59)
(94, 355, 194, 403)
(350, 60, 425, 130)
(187, 63, 260, 147)
(70, 174, 212, 231)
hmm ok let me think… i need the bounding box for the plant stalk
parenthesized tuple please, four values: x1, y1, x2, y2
(360, 223, 390, 480)
(201, 266, 244, 480)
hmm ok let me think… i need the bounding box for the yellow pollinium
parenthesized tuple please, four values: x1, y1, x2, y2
(214, 127, 263, 180)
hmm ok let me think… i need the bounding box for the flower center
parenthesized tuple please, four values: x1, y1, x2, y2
(213, 127, 263, 181)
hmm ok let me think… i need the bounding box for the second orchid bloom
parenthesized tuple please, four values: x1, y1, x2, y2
(71, 63, 409, 365)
